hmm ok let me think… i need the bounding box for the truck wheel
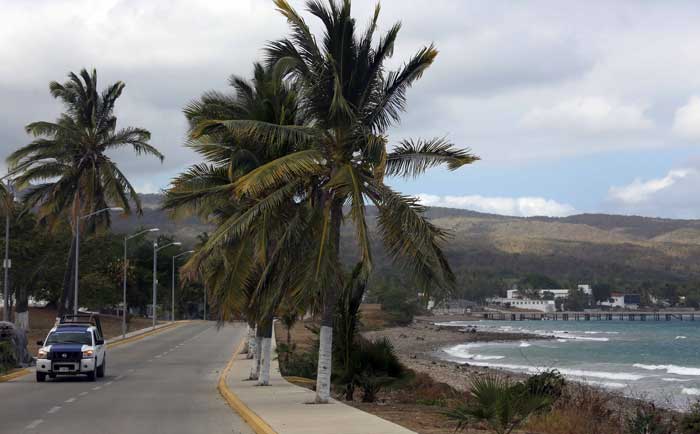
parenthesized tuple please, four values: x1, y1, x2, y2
(49, 373, 56, 379)
(36, 372, 46, 382)
(97, 357, 106, 378)
(86, 370, 96, 381)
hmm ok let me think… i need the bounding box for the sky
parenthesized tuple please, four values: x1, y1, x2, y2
(2, 0, 700, 218)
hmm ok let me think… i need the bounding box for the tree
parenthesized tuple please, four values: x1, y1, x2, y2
(196, 0, 477, 402)
(8, 68, 164, 316)
(164, 62, 307, 386)
(592, 283, 612, 302)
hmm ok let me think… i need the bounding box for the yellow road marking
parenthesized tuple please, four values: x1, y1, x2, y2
(217, 337, 277, 434)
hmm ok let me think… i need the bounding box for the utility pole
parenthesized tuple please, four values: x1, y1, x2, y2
(153, 241, 181, 329)
(2, 179, 10, 322)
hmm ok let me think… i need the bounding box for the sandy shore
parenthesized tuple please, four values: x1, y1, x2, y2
(363, 317, 547, 390)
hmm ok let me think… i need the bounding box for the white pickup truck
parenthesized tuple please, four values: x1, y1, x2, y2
(35, 314, 107, 382)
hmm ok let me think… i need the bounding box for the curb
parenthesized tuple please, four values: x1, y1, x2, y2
(0, 321, 187, 383)
(0, 367, 31, 382)
(217, 338, 278, 434)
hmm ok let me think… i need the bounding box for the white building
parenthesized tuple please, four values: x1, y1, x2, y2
(489, 297, 556, 313)
(507, 284, 592, 300)
(598, 293, 640, 310)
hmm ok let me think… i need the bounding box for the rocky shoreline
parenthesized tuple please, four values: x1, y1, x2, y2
(362, 317, 548, 390)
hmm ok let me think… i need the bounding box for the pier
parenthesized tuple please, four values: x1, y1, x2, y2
(478, 311, 697, 321)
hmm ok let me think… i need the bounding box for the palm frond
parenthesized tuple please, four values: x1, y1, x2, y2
(385, 137, 479, 178)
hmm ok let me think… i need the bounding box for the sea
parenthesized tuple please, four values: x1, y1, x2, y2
(435, 319, 700, 409)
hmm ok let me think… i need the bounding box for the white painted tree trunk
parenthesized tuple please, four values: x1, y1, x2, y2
(246, 326, 256, 359)
(249, 336, 262, 380)
(15, 311, 28, 331)
(315, 325, 333, 403)
(257, 337, 272, 386)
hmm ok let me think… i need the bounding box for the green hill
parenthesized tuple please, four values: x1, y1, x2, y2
(114, 196, 700, 297)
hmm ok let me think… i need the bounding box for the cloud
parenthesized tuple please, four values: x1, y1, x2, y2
(608, 169, 693, 205)
(672, 96, 700, 140)
(520, 97, 653, 135)
(417, 194, 575, 217)
(603, 166, 700, 218)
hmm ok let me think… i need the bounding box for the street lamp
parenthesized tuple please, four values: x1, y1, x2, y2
(153, 241, 181, 329)
(74, 207, 123, 315)
(122, 228, 159, 338)
(171, 250, 194, 322)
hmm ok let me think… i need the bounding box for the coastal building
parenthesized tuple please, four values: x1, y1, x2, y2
(506, 284, 592, 300)
(598, 292, 641, 310)
(488, 297, 556, 313)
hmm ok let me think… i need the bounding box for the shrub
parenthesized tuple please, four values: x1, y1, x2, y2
(337, 338, 403, 402)
(681, 402, 700, 434)
(277, 342, 318, 379)
(0, 341, 16, 374)
(446, 373, 553, 434)
(526, 369, 566, 402)
(626, 403, 674, 434)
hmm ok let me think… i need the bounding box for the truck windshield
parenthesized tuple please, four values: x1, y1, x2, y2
(45, 331, 92, 345)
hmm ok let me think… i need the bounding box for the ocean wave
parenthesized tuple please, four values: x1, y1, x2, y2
(443, 345, 505, 361)
(580, 379, 627, 389)
(662, 378, 692, 382)
(675, 336, 687, 340)
(519, 342, 531, 348)
(461, 360, 645, 381)
(682, 388, 700, 396)
(557, 339, 568, 343)
(633, 364, 700, 376)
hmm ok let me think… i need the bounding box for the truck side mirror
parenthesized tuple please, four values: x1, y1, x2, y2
(96, 339, 104, 345)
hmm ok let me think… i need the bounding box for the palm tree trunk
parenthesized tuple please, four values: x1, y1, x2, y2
(246, 324, 256, 359)
(315, 201, 343, 403)
(57, 235, 76, 318)
(257, 317, 273, 386)
(249, 324, 263, 380)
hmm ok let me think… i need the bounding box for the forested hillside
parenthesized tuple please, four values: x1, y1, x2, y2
(116, 195, 700, 299)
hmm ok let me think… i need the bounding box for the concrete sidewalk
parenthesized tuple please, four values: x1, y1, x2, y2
(225, 337, 417, 434)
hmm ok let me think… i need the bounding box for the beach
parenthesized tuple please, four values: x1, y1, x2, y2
(362, 315, 546, 390)
(365, 315, 700, 410)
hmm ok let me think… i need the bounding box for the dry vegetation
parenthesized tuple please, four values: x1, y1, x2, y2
(276, 311, 685, 434)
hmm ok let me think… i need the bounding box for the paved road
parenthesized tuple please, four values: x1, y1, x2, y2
(1, 321, 253, 434)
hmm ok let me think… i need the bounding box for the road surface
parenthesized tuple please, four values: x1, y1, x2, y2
(1, 321, 253, 434)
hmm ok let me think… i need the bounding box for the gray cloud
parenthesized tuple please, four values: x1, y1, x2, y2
(2, 0, 700, 219)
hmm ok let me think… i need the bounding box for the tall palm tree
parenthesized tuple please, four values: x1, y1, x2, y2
(196, 0, 478, 402)
(165, 62, 307, 385)
(8, 68, 164, 316)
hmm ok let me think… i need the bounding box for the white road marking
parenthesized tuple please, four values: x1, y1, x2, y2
(79, 392, 88, 396)
(65, 398, 76, 403)
(115, 375, 124, 380)
(92, 386, 102, 391)
(48, 406, 61, 414)
(128, 369, 134, 373)
(25, 419, 43, 429)
(155, 355, 162, 358)
(106, 381, 113, 386)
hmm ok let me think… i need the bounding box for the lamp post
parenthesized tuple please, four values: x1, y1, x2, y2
(171, 250, 194, 322)
(2, 178, 11, 322)
(122, 228, 159, 338)
(153, 241, 181, 329)
(75, 207, 123, 315)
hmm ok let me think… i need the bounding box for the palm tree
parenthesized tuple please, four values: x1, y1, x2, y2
(8, 68, 164, 316)
(165, 62, 307, 385)
(445, 374, 553, 434)
(198, 0, 478, 402)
